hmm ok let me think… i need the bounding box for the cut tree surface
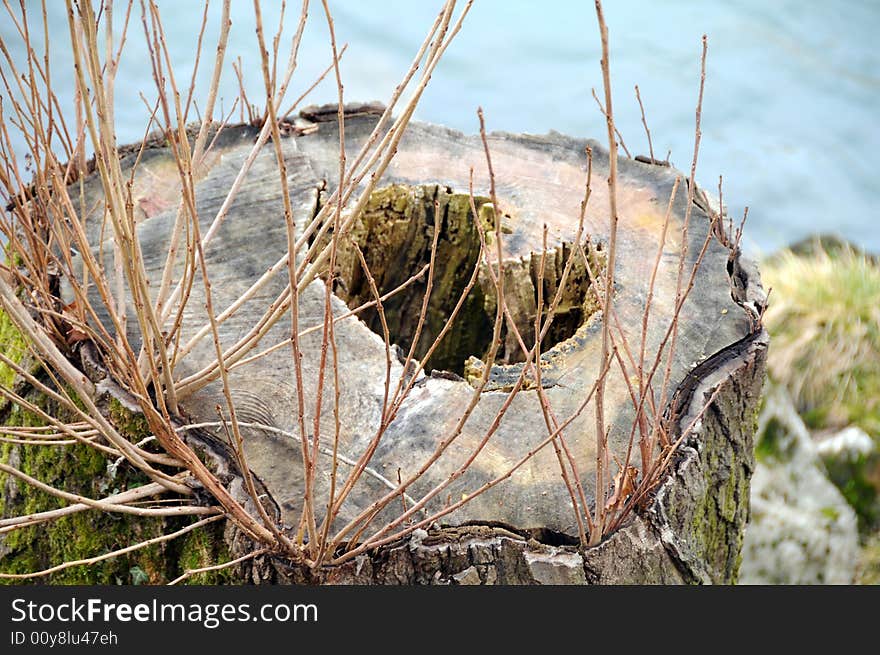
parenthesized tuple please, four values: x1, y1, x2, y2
(60, 103, 767, 581)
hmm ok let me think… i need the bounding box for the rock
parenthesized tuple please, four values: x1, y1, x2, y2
(739, 383, 859, 584)
(815, 426, 875, 461)
(816, 424, 880, 534)
(855, 531, 880, 584)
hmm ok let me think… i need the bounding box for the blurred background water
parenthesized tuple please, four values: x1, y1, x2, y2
(2, 0, 878, 255)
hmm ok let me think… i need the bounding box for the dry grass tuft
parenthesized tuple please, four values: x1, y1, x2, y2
(762, 242, 880, 434)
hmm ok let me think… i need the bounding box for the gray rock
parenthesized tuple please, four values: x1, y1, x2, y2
(739, 383, 858, 584)
(815, 425, 875, 461)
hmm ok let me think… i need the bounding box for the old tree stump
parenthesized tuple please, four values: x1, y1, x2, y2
(1, 104, 767, 584)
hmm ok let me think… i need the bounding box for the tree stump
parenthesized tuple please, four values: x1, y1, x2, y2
(6, 103, 768, 584)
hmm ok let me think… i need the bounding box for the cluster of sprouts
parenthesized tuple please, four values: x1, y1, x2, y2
(0, 0, 739, 581)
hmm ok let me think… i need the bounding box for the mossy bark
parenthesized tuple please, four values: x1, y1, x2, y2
(0, 314, 233, 585)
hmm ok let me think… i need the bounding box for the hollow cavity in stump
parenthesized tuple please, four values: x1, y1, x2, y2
(318, 183, 604, 378)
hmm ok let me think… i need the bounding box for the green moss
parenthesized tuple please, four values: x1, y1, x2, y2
(0, 401, 170, 584)
(820, 506, 841, 522)
(682, 394, 754, 584)
(1, 408, 234, 584)
(755, 417, 785, 462)
(0, 309, 29, 391)
(173, 520, 236, 585)
(107, 397, 151, 440)
(821, 451, 880, 533)
(0, 315, 234, 585)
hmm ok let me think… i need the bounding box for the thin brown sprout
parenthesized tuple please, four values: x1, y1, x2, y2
(319, 204, 441, 538)
(634, 84, 655, 162)
(251, 0, 314, 549)
(637, 216, 720, 458)
(577, 241, 650, 495)
(155, 0, 231, 360)
(654, 34, 709, 452)
(268, 0, 286, 95)
(1, 422, 91, 433)
(591, 86, 631, 159)
(167, 547, 271, 586)
(182, 0, 211, 123)
(637, 176, 681, 468)
(0, 461, 215, 520)
(0, 436, 85, 446)
(535, 224, 589, 544)
(300, 0, 347, 553)
(397, 468, 409, 517)
(387, 199, 442, 411)
(280, 43, 350, 121)
(0, 478, 193, 532)
(0, 386, 125, 459)
(315, 295, 344, 566)
(576, 239, 657, 453)
(232, 58, 254, 124)
(735, 207, 748, 252)
(592, 0, 619, 542)
(717, 175, 728, 244)
(352, 243, 394, 424)
(608, 382, 726, 532)
(214, 409, 289, 554)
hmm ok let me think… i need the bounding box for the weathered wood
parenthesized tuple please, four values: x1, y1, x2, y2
(56, 103, 766, 583)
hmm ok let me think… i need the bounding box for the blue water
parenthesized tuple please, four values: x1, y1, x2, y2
(3, 1, 879, 255)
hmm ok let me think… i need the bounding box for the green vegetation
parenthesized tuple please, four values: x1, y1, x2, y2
(754, 416, 792, 463)
(0, 312, 234, 584)
(0, 396, 235, 585)
(761, 239, 880, 540)
(762, 242, 880, 435)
